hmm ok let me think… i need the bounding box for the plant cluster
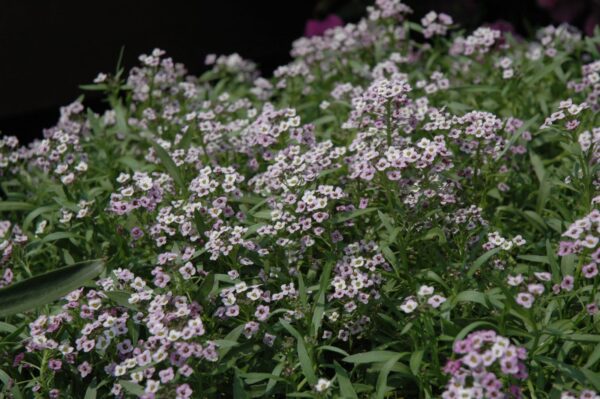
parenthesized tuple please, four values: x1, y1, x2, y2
(1, 1, 600, 398)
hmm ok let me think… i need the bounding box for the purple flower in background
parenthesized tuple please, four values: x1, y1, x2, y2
(13, 353, 24, 367)
(130, 226, 144, 240)
(545, 0, 585, 23)
(48, 359, 62, 371)
(536, 0, 599, 35)
(584, 13, 600, 36)
(537, 0, 558, 8)
(304, 14, 343, 37)
(486, 19, 516, 35)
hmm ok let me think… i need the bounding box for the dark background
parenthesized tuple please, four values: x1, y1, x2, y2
(1, 0, 598, 144)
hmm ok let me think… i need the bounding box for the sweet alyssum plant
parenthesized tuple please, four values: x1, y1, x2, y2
(1, 1, 600, 397)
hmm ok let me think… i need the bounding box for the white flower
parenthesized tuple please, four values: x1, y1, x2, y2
(35, 220, 48, 235)
(167, 329, 181, 341)
(327, 311, 340, 322)
(116, 173, 130, 183)
(94, 72, 107, 83)
(136, 176, 153, 191)
(114, 365, 126, 377)
(427, 295, 447, 308)
(314, 378, 331, 392)
(417, 285, 435, 296)
(75, 161, 88, 172)
(145, 380, 160, 394)
(400, 298, 418, 313)
(61, 173, 75, 185)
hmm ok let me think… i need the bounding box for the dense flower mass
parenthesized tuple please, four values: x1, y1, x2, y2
(0, 1, 599, 397)
(442, 330, 528, 398)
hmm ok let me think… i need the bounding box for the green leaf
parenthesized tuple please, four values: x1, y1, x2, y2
(104, 291, 137, 310)
(517, 255, 549, 264)
(487, 188, 502, 201)
(41, 231, 80, 243)
(585, 344, 600, 369)
(150, 141, 185, 190)
(80, 83, 109, 91)
(0, 325, 26, 348)
(375, 353, 403, 399)
(377, 211, 395, 234)
(297, 272, 308, 309)
(213, 339, 239, 349)
(496, 116, 538, 159)
(535, 356, 592, 388)
(454, 321, 498, 343)
(84, 379, 98, 399)
(312, 114, 336, 126)
(563, 334, 600, 343)
(454, 290, 488, 308)
(311, 261, 333, 338)
(0, 259, 104, 317)
(197, 272, 216, 306)
(467, 247, 501, 277)
(421, 271, 450, 291)
(252, 209, 273, 220)
(0, 201, 34, 212)
(580, 368, 600, 391)
(536, 178, 552, 214)
(334, 361, 358, 399)
(546, 239, 561, 282)
(233, 371, 249, 399)
(111, 99, 130, 136)
(0, 321, 17, 334)
(118, 380, 145, 396)
(523, 210, 547, 232)
(422, 227, 446, 244)
(23, 205, 59, 230)
(0, 368, 23, 399)
(238, 372, 287, 384)
(280, 320, 317, 386)
(409, 349, 424, 376)
(529, 151, 546, 183)
(218, 324, 244, 358)
(265, 362, 285, 395)
(318, 345, 350, 357)
(343, 351, 407, 364)
(335, 208, 376, 224)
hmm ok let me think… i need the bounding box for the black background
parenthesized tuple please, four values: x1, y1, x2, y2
(0, 1, 314, 142)
(0, 0, 592, 143)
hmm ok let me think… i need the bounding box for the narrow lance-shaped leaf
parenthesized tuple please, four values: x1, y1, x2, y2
(467, 247, 501, 277)
(0, 201, 34, 212)
(343, 351, 408, 364)
(150, 141, 185, 190)
(311, 261, 333, 338)
(375, 353, 404, 399)
(280, 320, 317, 386)
(334, 361, 358, 399)
(0, 259, 104, 317)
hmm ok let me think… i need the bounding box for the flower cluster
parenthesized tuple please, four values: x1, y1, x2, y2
(205, 53, 258, 83)
(0, 135, 21, 175)
(559, 209, 600, 256)
(25, 269, 214, 399)
(442, 330, 528, 399)
(0, 221, 27, 287)
(578, 128, 600, 164)
(541, 98, 588, 130)
(2, 0, 600, 397)
(450, 27, 502, 57)
(421, 11, 453, 39)
(399, 285, 447, 313)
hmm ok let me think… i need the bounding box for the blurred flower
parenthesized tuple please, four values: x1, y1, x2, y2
(304, 14, 343, 37)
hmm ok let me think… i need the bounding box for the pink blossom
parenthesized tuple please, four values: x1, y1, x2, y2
(304, 15, 343, 38)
